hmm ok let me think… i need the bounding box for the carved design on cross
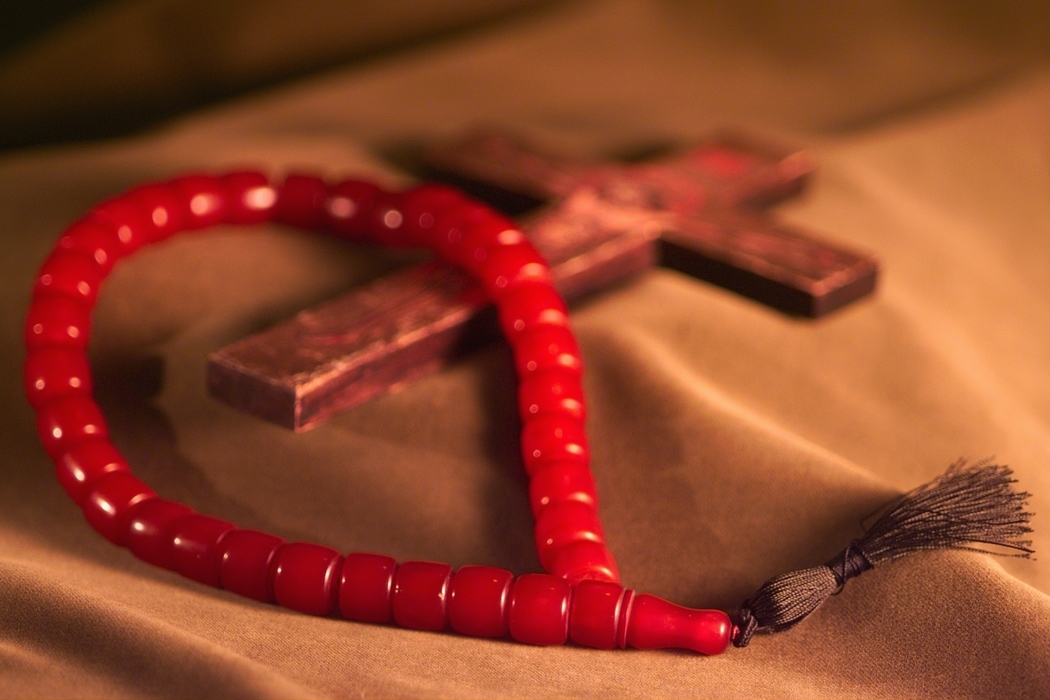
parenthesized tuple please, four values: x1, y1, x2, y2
(207, 129, 878, 431)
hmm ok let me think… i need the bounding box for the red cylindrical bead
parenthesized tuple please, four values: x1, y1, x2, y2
(507, 573, 571, 646)
(125, 498, 194, 569)
(33, 252, 104, 306)
(517, 367, 585, 422)
(364, 191, 409, 247)
(272, 542, 342, 616)
(392, 560, 453, 631)
(448, 565, 514, 638)
(81, 471, 156, 545)
(170, 174, 228, 230)
(529, 459, 598, 516)
(170, 514, 236, 587)
(221, 171, 276, 225)
(274, 173, 328, 229)
(513, 325, 583, 378)
(24, 346, 92, 409)
(25, 295, 91, 350)
(520, 413, 588, 476)
(339, 552, 398, 624)
(430, 201, 493, 263)
(127, 183, 185, 242)
(217, 529, 286, 603)
(54, 438, 129, 506)
(325, 179, 381, 240)
(497, 282, 569, 341)
(550, 540, 620, 584)
(88, 199, 152, 255)
(35, 393, 108, 459)
(55, 220, 121, 273)
(534, 501, 605, 570)
(475, 243, 552, 300)
(568, 579, 627, 650)
(624, 593, 733, 655)
(453, 215, 524, 270)
(398, 183, 464, 246)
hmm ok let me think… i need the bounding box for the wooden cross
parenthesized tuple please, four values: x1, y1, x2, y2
(207, 130, 878, 431)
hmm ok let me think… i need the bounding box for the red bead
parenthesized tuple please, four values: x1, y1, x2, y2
(550, 540, 620, 584)
(55, 220, 121, 273)
(170, 174, 227, 230)
(521, 413, 588, 476)
(475, 243, 552, 300)
(430, 201, 493, 263)
(448, 565, 514, 638)
(24, 346, 92, 409)
(25, 295, 91, 350)
(272, 542, 342, 616)
(54, 438, 129, 505)
(454, 215, 525, 271)
(364, 191, 410, 247)
(497, 282, 568, 341)
(625, 593, 733, 655)
(218, 529, 286, 603)
(339, 552, 398, 623)
(127, 183, 185, 242)
(35, 394, 108, 459)
(170, 515, 236, 587)
(513, 325, 583, 378)
(125, 498, 194, 569)
(529, 459, 598, 516)
(33, 252, 104, 306)
(534, 501, 605, 570)
(398, 184, 464, 245)
(392, 560, 453, 631)
(568, 579, 628, 650)
(88, 197, 152, 254)
(508, 573, 571, 646)
(517, 367, 585, 422)
(274, 173, 328, 229)
(221, 171, 276, 225)
(325, 179, 381, 239)
(81, 471, 156, 545)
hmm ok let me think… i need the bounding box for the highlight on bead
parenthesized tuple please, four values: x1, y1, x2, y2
(24, 169, 735, 656)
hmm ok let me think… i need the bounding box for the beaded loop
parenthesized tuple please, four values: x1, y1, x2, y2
(24, 171, 732, 655)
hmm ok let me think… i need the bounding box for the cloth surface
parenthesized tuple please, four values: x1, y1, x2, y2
(3, 1, 1050, 697)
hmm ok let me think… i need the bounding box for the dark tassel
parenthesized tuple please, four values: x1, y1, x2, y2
(733, 460, 1034, 648)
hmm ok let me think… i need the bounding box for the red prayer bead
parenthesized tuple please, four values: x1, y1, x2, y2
(430, 200, 493, 263)
(217, 529, 286, 603)
(54, 438, 129, 506)
(125, 498, 195, 569)
(81, 470, 156, 545)
(340, 552, 398, 624)
(272, 542, 342, 616)
(127, 184, 185, 242)
(497, 282, 569, 341)
(534, 501, 605, 570)
(24, 346, 92, 409)
(33, 252, 104, 306)
(513, 325, 583, 378)
(364, 190, 410, 247)
(551, 540, 620, 584)
(398, 183, 464, 245)
(170, 174, 228, 230)
(568, 579, 628, 650)
(448, 565, 514, 638)
(520, 413, 588, 476)
(455, 215, 525, 269)
(325, 179, 381, 240)
(518, 368, 585, 422)
(55, 220, 121, 273)
(274, 173, 328, 229)
(508, 573, 571, 646)
(475, 243, 552, 300)
(35, 393, 108, 459)
(392, 560, 453, 631)
(25, 295, 91, 350)
(624, 593, 733, 655)
(221, 171, 276, 225)
(529, 459, 598, 516)
(170, 514, 236, 587)
(88, 199, 152, 255)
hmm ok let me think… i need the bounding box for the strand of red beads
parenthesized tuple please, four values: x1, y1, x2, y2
(24, 170, 735, 655)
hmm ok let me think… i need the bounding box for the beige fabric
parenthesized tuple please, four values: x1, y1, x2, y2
(3, 1, 1050, 696)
